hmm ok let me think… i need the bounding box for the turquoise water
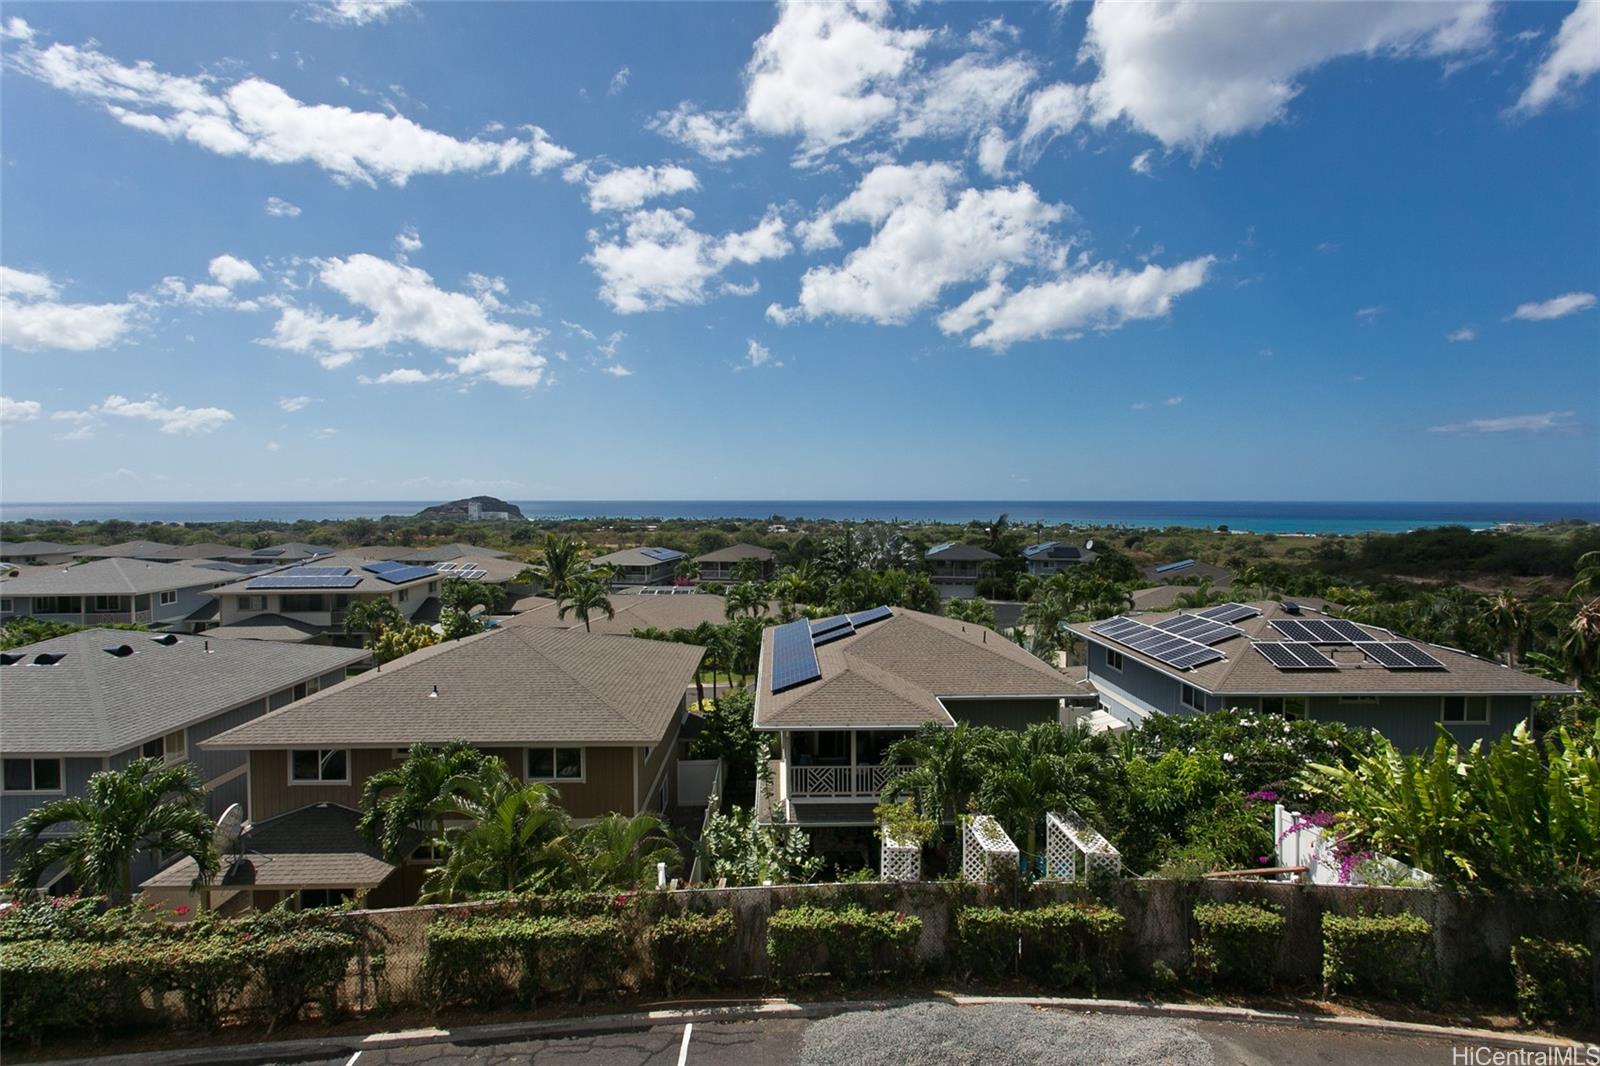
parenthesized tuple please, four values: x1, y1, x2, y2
(3, 500, 1597, 534)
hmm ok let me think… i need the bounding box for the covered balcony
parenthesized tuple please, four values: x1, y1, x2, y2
(782, 729, 912, 800)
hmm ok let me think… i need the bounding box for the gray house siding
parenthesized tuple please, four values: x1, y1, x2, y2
(0, 757, 102, 837)
(205, 771, 249, 821)
(187, 698, 269, 781)
(945, 697, 1060, 731)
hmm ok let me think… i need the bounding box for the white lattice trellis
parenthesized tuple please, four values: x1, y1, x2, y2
(961, 815, 1019, 882)
(880, 825, 921, 882)
(1045, 809, 1122, 881)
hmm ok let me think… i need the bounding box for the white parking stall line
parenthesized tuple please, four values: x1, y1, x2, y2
(677, 1022, 693, 1066)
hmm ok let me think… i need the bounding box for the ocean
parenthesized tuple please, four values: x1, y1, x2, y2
(2, 500, 1597, 535)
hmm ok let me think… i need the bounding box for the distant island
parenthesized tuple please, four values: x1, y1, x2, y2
(414, 496, 525, 522)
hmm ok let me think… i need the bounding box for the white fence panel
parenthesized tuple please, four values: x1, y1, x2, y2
(676, 759, 721, 807)
(1273, 804, 1430, 886)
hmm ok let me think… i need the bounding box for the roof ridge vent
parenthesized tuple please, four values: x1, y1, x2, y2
(104, 644, 135, 658)
(31, 653, 66, 666)
(151, 633, 180, 646)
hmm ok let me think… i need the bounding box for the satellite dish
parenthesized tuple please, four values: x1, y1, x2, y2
(1085, 539, 1095, 551)
(468, 603, 486, 618)
(214, 803, 245, 853)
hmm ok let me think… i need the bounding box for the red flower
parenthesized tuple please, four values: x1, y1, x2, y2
(174, 905, 191, 916)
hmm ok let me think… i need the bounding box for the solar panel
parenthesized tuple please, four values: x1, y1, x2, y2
(1199, 602, 1261, 624)
(848, 606, 893, 627)
(1155, 559, 1195, 573)
(811, 626, 854, 648)
(286, 566, 352, 577)
(1167, 646, 1225, 669)
(770, 619, 822, 692)
(1324, 619, 1371, 642)
(1253, 641, 1338, 669)
(809, 615, 852, 636)
(246, 575, 362, 589)
(1155, 615, 1245, 645)
(252, 547, 285, 557)
(369, 564, 438, 585)
(1089, 615, 1225, 670)
(363, 561, 406, 574)
(1356, 641, 1445, 670)
(640, 547, 684, 561)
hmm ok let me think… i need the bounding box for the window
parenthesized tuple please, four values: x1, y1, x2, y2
(1180, 684, 1205, 712)
(1338, 695, 1379, 705)
(298, 888, 353, 910)
(526, 747, 584, 781)
(238, 595, 268, 612)
(1104, 648, 1124, 672)
(408, 842, 444, 864)
(293, 682, 308, 702)
(34, 596, 80, 614)
(280, 594, 326, 613)
(1261, 696, 1307, 720)
(0, 599, 12, 613)
(397, 589, 410, 604)
(158, 590, 177, 606)
(140, 731, 187, 764)
(290, 749, 349, 784)
(3, 758, 63, 793)
(1442, 696, 1489, 724)
(92, 595, 123, 613)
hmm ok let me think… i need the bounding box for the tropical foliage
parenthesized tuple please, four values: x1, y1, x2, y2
(556, 571, 614, 633)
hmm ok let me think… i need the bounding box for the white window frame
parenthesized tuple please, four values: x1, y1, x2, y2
(1338, 695, 1379, 705)
(158, 590, 178, 606)
(1179, 684, 1205, 712)
(289, 748, 351, 785)
(1441, 695, 1489, 724)
(1104, 648, 1124, 672)
(2, 757, 65, 795)
(408, 841, 444, 864)
(526, 746, 585, 783)
(397, 589, 410, 604)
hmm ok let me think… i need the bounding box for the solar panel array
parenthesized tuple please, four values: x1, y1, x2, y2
(1271, 618, 1371, 643)
(809, 615, 852, 637)
(1154, 559, 1196, 574)
(287, 566, 353, 577)
(847, 606, 893, 628)
(1253, 642, 1338, 670)
(360, 561, 438, 585)
(1154, 614, 1246, 645)
(1197, 602, 1261, 624)
(1354, 641, 1446, 670)
(770, 619, 822, 692)
(1090, 615, 1225, 670)
(247, 574, 362, 590)
(639, 547, 684, 562)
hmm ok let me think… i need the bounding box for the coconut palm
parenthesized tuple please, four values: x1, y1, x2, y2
(1477, 591, 1532, 667)
(943, 597, 997, 629)
(558, 572, 615, 633)
(725, 581, 768, 620)
(441, 577, 508, 615)
(343, 598, 403, 642)
(1559, 599, 1600, 687)
(973, 723, 1118, 860)
(357, 741, 500, 862)
(879, 722, 987, 849)
(1571, 550, 1600, 602)
(4, 758, 218, 901)
(560, 812, 681, 890)
(771, 563, 819, 611)
(674, 557, 702, 584)
(531, 533, 586, 599)
(419, 769, 571, 902)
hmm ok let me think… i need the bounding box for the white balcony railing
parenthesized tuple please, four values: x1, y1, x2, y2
(787, 763, 893, 798)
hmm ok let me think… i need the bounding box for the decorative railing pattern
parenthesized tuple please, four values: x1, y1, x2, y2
(787, 763, 891, 797)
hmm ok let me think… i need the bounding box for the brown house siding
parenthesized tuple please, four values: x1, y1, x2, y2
(635, 703, 687, 812)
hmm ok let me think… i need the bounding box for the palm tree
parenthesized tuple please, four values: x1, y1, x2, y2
(1559, 599, 1600, 687)
(1172, 579, 1217, 609)
(973, 723, 1117, 860)
(357, 741, 499, 862)
(1477, 591, 1531, 667)
(4, 758, 218, 902)
(1571, 550, 1600, 602)
(771, 563, 818, 612)
(420, 770, 571, 902)
(984, 513, 1011, 555)
(944, 597, 997, 629)
(441, 577, 508, 615)
(558, 573, 615, 633)
(344, 598, 403, 642)
(879, 722, 987, 849)
(531, 533, 586, 599)
(675, 557, 702, 584)
(560, 813, 681, 890)
(725, 581, 768, 620)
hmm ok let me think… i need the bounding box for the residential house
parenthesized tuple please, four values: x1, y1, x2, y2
(149, 625, 703, 911)
(395, 543, 514, 564)
(922, 542, 998, 599)
(754, 607, 1097, 834)
(78, 542, 239, 563)
(0, 559, 231, 630)
(509, 588, 774, 636)
(1022, 540, 1097, 578)
(1066, 601, 1575, 747)
(215, 542, 335, 566)
(590, 546, 685, 586)
(0, 629, 365, 888)
(1139, 559, 1233, 588)
(694, 544, 776, 584)
(0, 541, 83, 567)
(203, 556, 443, 645)
(74, 540, 187, 561)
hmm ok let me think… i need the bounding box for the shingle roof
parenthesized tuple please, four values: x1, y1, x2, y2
(141, 804, 397, 890)
(0, 629, 368, 756)
(1140, 559, 1233, 587)
(399, 543, 513, 562)
(0, 541, 81, 557)
(0, 558, 230, 596)
(233, 542, 334, 562)
(1065, 600, 1577, 697)
(74, 540, 178, 559)
(205, 554, 442, 596)
(756, 608, 1092, 730)
(431, 555, 531, 584)
(1023, 541, 1097, 562)
(694, 544, 776, 564)
(202, 625, 704, 749)
(925, 542, 999, 561)
(591, 546, 686, 568)
(129, 542, 239, 562)
(506, 591, 771, 635)
(203, 614, 323, 643)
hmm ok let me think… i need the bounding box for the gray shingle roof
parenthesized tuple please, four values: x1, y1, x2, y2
(205, 554, 442, 596)
(0, 541, 81, 557)
(400, 543, 513, 562)
(925, 542, 999, 561)
(142, 804, 397, 890)
(590, 546, 685, 568)
(1065, 600, 1577, 697)
(74, 540, 177, 559)
(694, 544, 776, 564)
(507, 592, 761, 635)
(0, 558, 230, 596)
(202, 625, 704, 749)
(0, 629, 368, 756)
(1139, 559, 1233, 586)
(203, 614, 323, 643)
(756, 608, 1092, 729)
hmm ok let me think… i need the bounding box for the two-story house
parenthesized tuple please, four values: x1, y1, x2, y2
(0, 559, 230, 630)
(203, 556, 443, 644)
(1022, 540, 1097, 578)
(0, 629, 365, 889)
(1066, 600, 1575, 746)
(0, 541, 83, 567)
(589, 546, 685, 586)
(694, 544, 776, 584)
(923, 542, 998, 599)
(145, 625, 703, 912)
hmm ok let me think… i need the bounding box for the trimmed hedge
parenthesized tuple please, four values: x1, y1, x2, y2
(765, 904, 921, 987)
(1511, 937, 1593, 1026)
(652, 909, 734, 995)
(1322, 912, 1434, 1000)
(954, 903, 1125, 991)
(421, 913, 625, 1008)
(1191, 902, 1283, 991)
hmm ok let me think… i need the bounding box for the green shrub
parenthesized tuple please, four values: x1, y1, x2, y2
(765, 904, 920, 987)
(1322, 912, 1434, 1000)
(1511, 937, 1593, 1026)
(954, 903, 1124, 991)
(0, 937, 156, 1043)
(1191, 902, 1284, 991)
(1149, 959, 1180, 997)
(421, 913, 625, 1009)
(652, 910, 734, 995)
(254, 928, 360, 1028)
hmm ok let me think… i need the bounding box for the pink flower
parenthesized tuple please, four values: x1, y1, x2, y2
(174, 905, 191, 916)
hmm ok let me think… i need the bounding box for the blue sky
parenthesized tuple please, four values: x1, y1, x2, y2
(1, 0, 1597, 504)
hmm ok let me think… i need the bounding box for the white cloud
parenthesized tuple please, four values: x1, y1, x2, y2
(1509, 291, 1596, 321)
(264, 253, 548, 386)
(1078, 1, 1494, 149)
(305, 0, 411, 26)
(264, 196, 302, 217)
(208, 254, 261, 287)
(1429, 410, 1578, 434)
(737, 338, 782, 371)
(358, 367, 441, 384)
(787, 167, 1064, 326)
(896, 53, 1036, 142)
(265, 440, 281, 452)
(99, 394, 234, 434)
(937, 256, 1214, 350)
(157, 276, 255, 311)
(572, 163, 700, 213)
(1163, 394, 1184, 406)
(1130, 149, 1154, 176)
(394, 225, 423, 254)
(649, 102, 755, 161)
(586, 207, 790, 313)
(976, 127, 1010, 178)
(599, 363, 633, 377)
(742, 0, 930, 162)
(0, 266, 135, 351)
(1447, 326, 1478, 342)
(8, 25, 572, 185)
(1356, 305, 1384, 323)
(1514, 0, 1600, 114)
(1130, 401, 1151, 411)
(0, 396, 42, 424)
(277, 395, 315, 412)
(608, 66, 630, 96)
(2, 16, 36, 42)
(1019, 81, 1090, 152)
